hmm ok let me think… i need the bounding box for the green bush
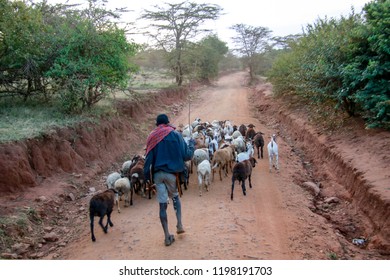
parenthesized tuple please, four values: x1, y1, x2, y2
(268, 0, 389, 129)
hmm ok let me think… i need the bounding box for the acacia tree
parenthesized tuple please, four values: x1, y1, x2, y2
(230, 24, 272, 81)
(140, 1, 222, 85)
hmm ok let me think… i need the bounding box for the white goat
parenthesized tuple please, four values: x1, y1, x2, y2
(197, 159, 211, 196)
(191, 148, 209, 173)
(191, 118, 201, 129)
(120, 160, 133, 177)
(106, 172, 121, 189)
(223, 121, 234, 136)
(267, 134, 279, 172)
(232, 130, 242, 139)
(232, 135, 246, 153)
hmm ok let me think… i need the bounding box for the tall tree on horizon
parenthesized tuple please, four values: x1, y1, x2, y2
(230, 23, 272, 81)
(140, 1, 223, 86)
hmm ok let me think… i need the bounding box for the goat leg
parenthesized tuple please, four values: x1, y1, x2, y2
(107, 211, 114, 227)
(231, 179, 235, 200)
(99, 216, 108, 233)
(90, 215, 96, 242)
(242, 180, 246, 196)
(115, 193, 121, 213)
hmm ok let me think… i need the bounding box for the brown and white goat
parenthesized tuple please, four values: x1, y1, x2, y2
(129, 156, 147, 200)
(211, 144, 236, 181)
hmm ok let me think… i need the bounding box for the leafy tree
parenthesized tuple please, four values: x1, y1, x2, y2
(0, 0, 139, 113)
(184, 34, 228, 82)
(344, 0, 390, 128)
(0, 0, 49, 100)
(140, 1, 223, 85)
(230, 24, 272, 81)
(268, 0, 389, 129)
(197, 35, 228, 81)
(46, 0, 139, 112)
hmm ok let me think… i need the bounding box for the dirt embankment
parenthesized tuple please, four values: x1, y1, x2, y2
(250, 82, 390, 251)
(0, 87, 191, 195)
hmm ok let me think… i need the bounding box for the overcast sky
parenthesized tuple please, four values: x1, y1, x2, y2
(50, 0, 371, 46)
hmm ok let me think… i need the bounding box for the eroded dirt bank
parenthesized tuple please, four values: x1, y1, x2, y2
(250, 82, 390, 251)
(0, 87, 190, 195)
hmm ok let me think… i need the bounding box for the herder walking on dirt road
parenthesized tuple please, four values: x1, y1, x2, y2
(144, 114, 195, 246)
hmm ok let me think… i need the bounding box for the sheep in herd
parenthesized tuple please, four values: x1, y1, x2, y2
(231, 157, 257, 200)
(121, 154, 143, 177)
(105, 172, 122, 210)
(232, 135, 246, 153)
(211, 144, 236, 181)
(236, 142, 254, 162)
(193, 132, 206, 149)
(191, 117, 201, 129)
(223, 120, 234, 136)
(253, 132, 265, 159)
(191, 148, 209, 174)
(106, 171, 121, 189)
(197, 159, 211, 196)
(129, 156, 147, 198)
(232, 130, 242, 140)
(120, 160, 133, 177)
(114, 177, 131, 212)
(267, 134, 279, 172)
(89, 189, 116, 242)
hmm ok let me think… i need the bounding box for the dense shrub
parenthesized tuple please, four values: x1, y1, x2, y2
(0, 0, 139, 113)
(268, 0, 389, 129)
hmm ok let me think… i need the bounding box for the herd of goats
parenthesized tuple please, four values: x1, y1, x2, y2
(89, 118, 279, 242)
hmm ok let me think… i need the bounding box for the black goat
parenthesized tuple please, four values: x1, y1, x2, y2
(89, 189, 116, 242)
(231, 157, 257, 200)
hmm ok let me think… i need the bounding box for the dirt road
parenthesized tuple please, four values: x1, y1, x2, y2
(55, 72, 384, 260)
